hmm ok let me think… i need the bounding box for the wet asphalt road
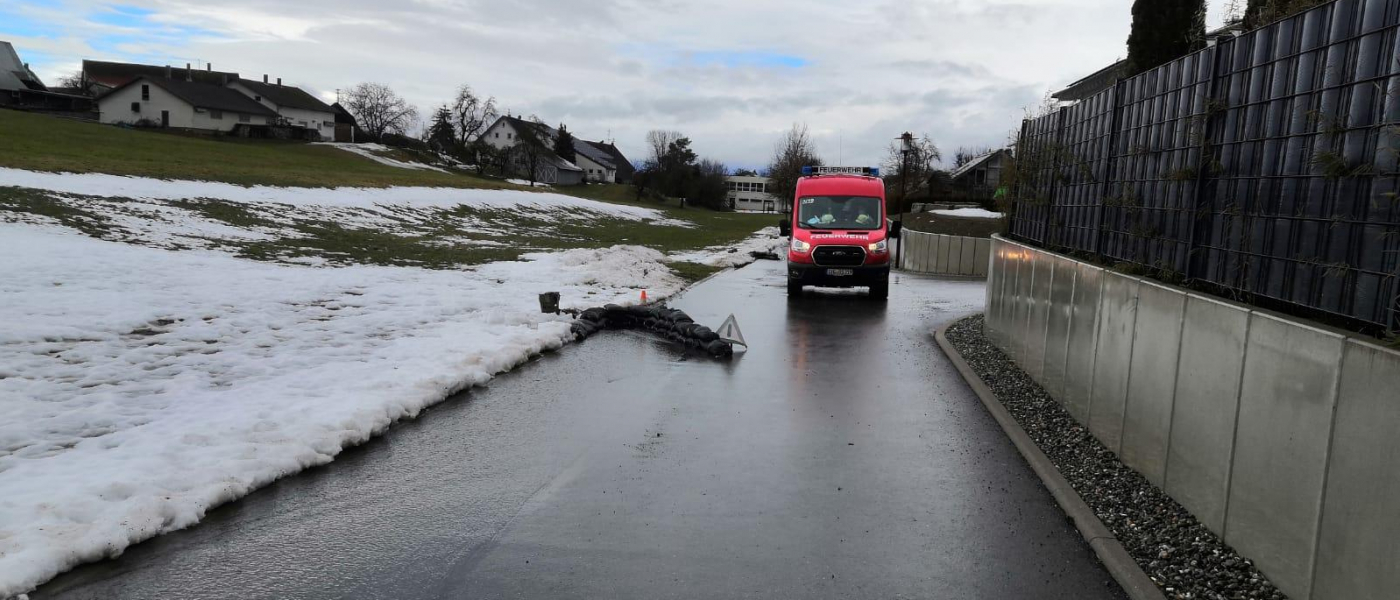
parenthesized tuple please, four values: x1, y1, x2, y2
(34, 261, 1125, 600)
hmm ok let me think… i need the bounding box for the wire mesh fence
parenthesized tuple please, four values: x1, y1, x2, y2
(1010, 0, 1400, 335)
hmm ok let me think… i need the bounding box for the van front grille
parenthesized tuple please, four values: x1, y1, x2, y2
(812, 245, 866, 267)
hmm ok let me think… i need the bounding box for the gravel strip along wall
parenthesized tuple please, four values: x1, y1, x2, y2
(946, 315, 1283, 600)
(984, 236, 1400, 600)
(571, 304, 734, 357)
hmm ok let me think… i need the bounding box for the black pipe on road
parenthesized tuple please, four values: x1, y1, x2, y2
(34, 262, 1125, 600)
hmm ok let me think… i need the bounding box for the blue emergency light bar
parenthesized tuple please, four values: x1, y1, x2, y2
(801, 166, 880, 177)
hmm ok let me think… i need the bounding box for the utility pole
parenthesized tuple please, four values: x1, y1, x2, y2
(897, 132, 914, 269)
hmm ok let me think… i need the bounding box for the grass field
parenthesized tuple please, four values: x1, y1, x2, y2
(0, 109, 511, 189)
(0, 110, 777, 280)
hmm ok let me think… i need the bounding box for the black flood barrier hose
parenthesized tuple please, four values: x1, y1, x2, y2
(570, 304, 735, 358)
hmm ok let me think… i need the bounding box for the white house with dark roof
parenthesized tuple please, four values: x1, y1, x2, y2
(96, 74, 277, 131)
(227, 76, 336, 140)
(481, 116, 587, 185)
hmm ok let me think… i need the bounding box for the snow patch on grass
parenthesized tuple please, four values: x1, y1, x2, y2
(312, 142, 449, 173)
(0, 224, 683, 597)
(930, 208, 1003, 219)
(667, 226, 785, 268)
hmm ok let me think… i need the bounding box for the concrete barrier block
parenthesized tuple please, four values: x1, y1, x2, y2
(1089, 272, 1139, 454)
(1312, 339, 1400, 600)
(908, 232, 926, 273)
(1165, 294, 1249, 536)
(1011, 244, 1035, 364)
(958, 236, 977, 275)
(1024, 249, 1054, 383)
(985, 239, 1005, 343)
(1121, 282, 1187, 487)
(936, 235, 953, 273)
(989, 239, 1015, 349)
(1062, 262, 1102, 424)
(973, 238, 990, 277)
(1042, 255, 1077, 401)
(946, 233, 957, 274)
(917, 233, 932, 273)
(1225, 313, 1346, 600)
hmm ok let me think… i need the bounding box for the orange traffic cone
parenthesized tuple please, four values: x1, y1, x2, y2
(640, 289, 649, 303)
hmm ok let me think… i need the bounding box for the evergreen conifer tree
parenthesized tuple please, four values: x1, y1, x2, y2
(426, 106, 455, 155)
(1126, 0, 1207, 76)
(554, 124, 577, 164)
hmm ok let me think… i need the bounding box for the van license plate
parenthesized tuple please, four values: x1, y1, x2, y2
(827, 269, 854, 276)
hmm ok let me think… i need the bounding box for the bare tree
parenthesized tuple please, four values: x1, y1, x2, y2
(54, 70, 88, 94)
(766, 123, 823, 213)
(343, 82, 419, 141)
(954, 146, 995, 168)
(514, 117, 553, 186)
(883, 134, 942, 215)
(450, 84, 498, 149)
(645, 130, 683, 166)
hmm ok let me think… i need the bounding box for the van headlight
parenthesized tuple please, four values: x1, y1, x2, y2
(791, 239, 811, 253)
(868, 239, 887, 253)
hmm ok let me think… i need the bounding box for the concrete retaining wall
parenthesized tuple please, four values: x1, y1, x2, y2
(898, 231, 990, 277)
(984, 235, 1400, 600)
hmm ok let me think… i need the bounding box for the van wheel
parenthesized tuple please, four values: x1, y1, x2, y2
(787, 280, 803, 296)
(868, 281, 889, 301)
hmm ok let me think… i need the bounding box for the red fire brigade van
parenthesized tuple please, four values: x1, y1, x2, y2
(778, 166, 901, 300)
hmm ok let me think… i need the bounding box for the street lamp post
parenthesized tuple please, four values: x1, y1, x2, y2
(897, 132, 914, 269)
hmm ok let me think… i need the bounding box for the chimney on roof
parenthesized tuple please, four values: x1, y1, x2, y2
(185, 63, 192, 81)
(276, 77, 281, 87)
(206, 63, 212, 71)
(262, 74, 267, 84)
(221, 74, 228, 86)
(165, 65, 172, 79)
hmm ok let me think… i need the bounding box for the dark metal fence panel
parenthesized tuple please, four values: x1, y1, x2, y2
(1009, 112, 1060, 244)
(1051, 87, 1117, 254)
(1010, 0, 1400, 334)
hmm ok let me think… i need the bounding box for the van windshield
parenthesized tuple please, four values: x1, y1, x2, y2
(797, 196, 882, 230)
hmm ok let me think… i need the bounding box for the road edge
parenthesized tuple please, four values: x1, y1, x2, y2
(932, 317, 1166, 600)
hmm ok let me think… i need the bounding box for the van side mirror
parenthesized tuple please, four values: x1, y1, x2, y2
(778, 218, 791, 236)
(889, 220, 903, 238)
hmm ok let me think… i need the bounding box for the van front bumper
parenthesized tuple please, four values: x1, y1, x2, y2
(787, 262, 890, 288)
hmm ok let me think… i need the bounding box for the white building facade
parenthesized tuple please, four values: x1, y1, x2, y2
(725, 175, 780, 212)
(96, 76, 275, 131)
(227, 77, 336, 140)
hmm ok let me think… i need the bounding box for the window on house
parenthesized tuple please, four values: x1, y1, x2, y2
(141, 85, 149, 101)
(239, 113, 251, 123)
(130, 102, 140, 113)
(210, 110, 223, 120)
(507, 133, 512, 140)
(494, 132, 499, 138)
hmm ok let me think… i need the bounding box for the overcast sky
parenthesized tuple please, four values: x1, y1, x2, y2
(5, 0, 1226, 171)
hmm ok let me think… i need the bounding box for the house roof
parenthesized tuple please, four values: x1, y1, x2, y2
(233, 78, 333, 113)
(84, 60, 238, 89)
(103, 76, 278, 117)
(502, 116, 615, 169)
(586, 141, 635, 176)
(1051, 58, 1127, 102)
(331, 102, 358, 125)
(0, 41, 46, 92)
(949, 149, 1006, 181)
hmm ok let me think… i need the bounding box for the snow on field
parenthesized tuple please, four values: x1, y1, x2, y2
(506, 178, 552, 188)
(667, 227, 785, 268)
(0, 223, 684, 597)
(312, 142, 449, 172)
(930, 208, 1004, 219)
(0, 167, 680, 224)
